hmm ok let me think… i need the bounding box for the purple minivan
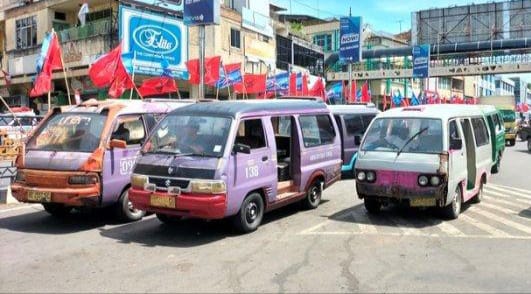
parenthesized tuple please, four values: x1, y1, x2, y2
(12, 99, 192, 221)
(129, 100, 342, 232)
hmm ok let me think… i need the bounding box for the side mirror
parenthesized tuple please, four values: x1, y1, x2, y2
(450, 138, 462, 150)
(110, 139, 127, 149)
(354, 135, 362, 145)
(233, 143, 251, 154)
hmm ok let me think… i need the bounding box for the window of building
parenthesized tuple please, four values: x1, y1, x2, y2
(16, 16, 37, 49)
(258, 34, 270, 43)
(314, 34, 332, 52)
(471, 117, 489, 147)
(299, 115, 336, 148)
(85, 9, 112, 22)
(235, 119, 266, 149)
(230, 28, 241, 49)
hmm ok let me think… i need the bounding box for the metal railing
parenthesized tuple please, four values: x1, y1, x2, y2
(58, 18, 113, 43)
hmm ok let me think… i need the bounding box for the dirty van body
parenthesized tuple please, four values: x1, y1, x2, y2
(129, 100, 342, 232)
(12, 99, 192, 221)
(355, 105, 493, 219)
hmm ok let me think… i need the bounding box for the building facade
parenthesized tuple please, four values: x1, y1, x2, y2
(495, 76, 516, 96)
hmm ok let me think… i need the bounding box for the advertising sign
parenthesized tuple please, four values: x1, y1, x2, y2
(412, 44, 430, 78)
(339, 16, 362, 63)
(119, 5, 188, 79)
(244, 36, 276, 66)
(183, 0, 220, 26)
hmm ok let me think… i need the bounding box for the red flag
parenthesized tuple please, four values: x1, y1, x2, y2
(138, 76, 178, 97)
(30, 33, 63, 97)
(309, 78, 326, 101)
(89, 45, 122, 87)
(1, 70, 11, 86)
(301, 74, 309, 96)
(288, 73, 297, 96)
(382, 95, 388, 111)
(234, 74, 266, 94)
(186, 56, 221, 85)
(361, 81, 371, 103)
(108, 66, 134, 98)
(349, 80, 357, 103)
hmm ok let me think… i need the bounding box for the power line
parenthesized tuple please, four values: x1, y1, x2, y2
(282, 0, 342, 18)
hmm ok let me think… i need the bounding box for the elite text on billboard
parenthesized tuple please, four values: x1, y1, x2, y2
(412, 44, 430, 78)
(339, 17, 362, 63)
(183, 0, 220, 26)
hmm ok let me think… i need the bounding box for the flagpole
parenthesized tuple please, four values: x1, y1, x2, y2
(55, 30, 71, 106)
(129, 51, 136, 100)
(47, 91, 51, 112)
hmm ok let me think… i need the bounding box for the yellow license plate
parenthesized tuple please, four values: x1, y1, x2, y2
(410, 198, 436, 207)
(27, 190, 52, 203)
(150, 195, 176, 208)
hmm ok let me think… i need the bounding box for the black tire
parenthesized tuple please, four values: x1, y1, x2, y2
(491, 154, 501, 174)
(471, 181, 484, 204)
(301, 181, 322, 210)
(528, 139, 531, 152)
(507, 139, 516, 147)
(441, 186, 462, 220)
(364, 198, 381, 214)
(156, 213, 182, 224)
(42, 203, 72, 217)
(116, 189, 145, 222)
(232, 192, 264, 233)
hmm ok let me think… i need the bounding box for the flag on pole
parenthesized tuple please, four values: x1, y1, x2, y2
(361, 81, 371, 103)
(233, 74, 266, 94)
(288, 73, 297, 96)
(88, 44, 134, 98)
(301, 74, 309, 96)
(30, 32, 63, 97)
(266, 72, 289, 96)
(309, 77, 326, 101)
(186, 56, 221, 85)
(326, 82, 343, 103)
(138, 76, 178, 97)
(216, 62, 242, 89)
(78, 1, 89, 26)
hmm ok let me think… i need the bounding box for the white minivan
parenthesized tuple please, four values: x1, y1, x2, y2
(355, 105, 493, 219)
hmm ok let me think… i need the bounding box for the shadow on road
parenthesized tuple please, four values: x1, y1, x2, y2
(0, 207, 125, 234)
(99, 200, 328, 247)
(518, 207, 531, 219)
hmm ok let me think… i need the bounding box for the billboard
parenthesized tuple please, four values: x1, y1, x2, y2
(119, 5, 188, 79)
(412, 44, 430, 78)
(183, 0, 220, 26)
(339, 16, 362, 63)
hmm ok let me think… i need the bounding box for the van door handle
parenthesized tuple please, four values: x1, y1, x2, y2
(262, 156, 268, 162)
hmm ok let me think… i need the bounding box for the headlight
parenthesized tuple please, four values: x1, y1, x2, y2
(190, 180, 226, 194)
(131, 174, 148, 189)
(418, 175, 428, 186)
(430, 176, 441, 186)
(69, 175, 98, 185)
(366, 171, 376, 182)
(15, 170, 25, 182)
(357, 171, 366, 181)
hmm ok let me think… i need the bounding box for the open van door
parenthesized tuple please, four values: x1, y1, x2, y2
(448, 119, 467, 202)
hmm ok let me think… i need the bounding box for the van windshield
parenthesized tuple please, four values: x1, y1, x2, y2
(145, 114, 232, 157)
(361, 118, 443, 153)
(26, 113, 106, 152)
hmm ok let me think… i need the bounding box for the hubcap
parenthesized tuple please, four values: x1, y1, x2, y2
(246, 202, 259, 223)
(310, 187, 319, 203)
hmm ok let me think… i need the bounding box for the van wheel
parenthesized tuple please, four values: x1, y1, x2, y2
(507, 139, 516, 147)
(42, 203, 72, 217)
(116, 189, 145, 222)
(364, 198, 381, 214)
(528, 139, 531, 152)
(491, 153, 501, 174)
(156, 213, 182, 224)
(301, 181, 322, 210)
(232, 192, 264, 233)
(441, 186, 462, 219)
(471, 181, 484, 204)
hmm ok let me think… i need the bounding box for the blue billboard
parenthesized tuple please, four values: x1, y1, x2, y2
(183, 0, 220, 26)
(412, 44, 430, 78)
(119, 5, 188, 79)
(339, 16, 362, 63)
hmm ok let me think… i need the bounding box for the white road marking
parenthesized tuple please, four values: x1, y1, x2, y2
(483, 194, 529, 210)
(488, 184, 531, 195)
(433, 220, 466, 237)
(468, 207, 531, 235)
(0, 204, 41, 214)
(350, 212, 378, 234)
(483, 189, 530, 205)
(480, 202, 531, 221)
(386, 215, 427, 236)
(485, 185, 531, 201)
(459, 214, 512, 238)
(298, 210, 353, 235)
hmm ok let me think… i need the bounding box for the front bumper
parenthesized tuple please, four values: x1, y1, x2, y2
(128, 187, 227, 219)
(356, 182, 447, 207)
(505, 133, 517, 140)
(11, 183, 101, 206)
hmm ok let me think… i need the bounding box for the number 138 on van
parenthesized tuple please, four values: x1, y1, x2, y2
(245, 166, 259, 179)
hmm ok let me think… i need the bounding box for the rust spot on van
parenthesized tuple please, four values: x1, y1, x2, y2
(438, 152, 448, 175)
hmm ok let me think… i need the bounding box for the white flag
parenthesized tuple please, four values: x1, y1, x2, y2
(78, 2, 89, 26)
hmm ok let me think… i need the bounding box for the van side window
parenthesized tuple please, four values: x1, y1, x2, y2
(343, 114, 363, 135)
(471, 117, 489, 147)
(111, 115, 146, 145)
(235, 119, 266, 149)
(299, 115, 336, 147)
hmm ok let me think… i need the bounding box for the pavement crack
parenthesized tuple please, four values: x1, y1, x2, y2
(273, 236, 318, 292)
(339, 235, 360, 292)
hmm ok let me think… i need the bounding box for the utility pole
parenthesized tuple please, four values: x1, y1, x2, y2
(348, 7, 352, 104)
(397, 20, 403, 33)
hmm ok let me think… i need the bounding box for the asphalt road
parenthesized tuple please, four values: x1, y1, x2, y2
(1, 141, 530, 293)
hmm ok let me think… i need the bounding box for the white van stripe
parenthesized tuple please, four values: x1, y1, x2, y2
(469, 207, 531, 235)
(351, 212, 378, 234)
(488, 184, 531, 195)
(483, 189, 530, 205)
(459, 214, 511, 237)
(485, 185, 531, 200)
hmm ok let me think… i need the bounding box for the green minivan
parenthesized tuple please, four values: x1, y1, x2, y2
(479, 105, 505, 173)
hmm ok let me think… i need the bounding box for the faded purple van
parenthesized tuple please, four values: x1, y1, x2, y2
(129, 100, 342, 233)
(12, 99, 192, 221)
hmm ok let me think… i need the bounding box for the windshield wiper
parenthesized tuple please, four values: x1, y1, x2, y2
(396, 127, 429, 157)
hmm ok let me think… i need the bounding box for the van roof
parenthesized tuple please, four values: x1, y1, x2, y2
(169, 99, 328, 118)
(328, 104, 380, 115)
(380, 104, 485, 120)
(63, 99, 194, 115)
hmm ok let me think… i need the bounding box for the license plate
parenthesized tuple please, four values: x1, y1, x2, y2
(27, 190, 51, 203)
(410, 197, 436, 207)
(150, 195, 176, 209)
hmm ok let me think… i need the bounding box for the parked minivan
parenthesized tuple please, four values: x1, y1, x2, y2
(478, 105, 505, 173)
(12, 99, 192, 221)
(128, 100, 342, 232)
(329, 103, 379, 176)
(355, 105, 493, 219)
